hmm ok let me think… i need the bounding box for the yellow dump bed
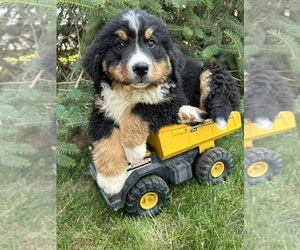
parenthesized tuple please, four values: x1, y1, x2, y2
(244, 111, 296, 148)
(147, 111, 242, 160)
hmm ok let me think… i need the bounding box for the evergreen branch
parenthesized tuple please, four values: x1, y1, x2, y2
(57, 0, 101, 10)
(75, 70, 84, 88)
(182, 27, 194, 38)
(193, 28, 208, 40)
(244, 45, 260, 57)
(0, 154, 32, 168)
(201, 45, 219, 61)
(269, 17, 300, 38)
(57, 141, 80, 155)
(29, 70, 43, 88)
(219, 45, 241, 53)
(0, 104, 17, 119)
(244, 0, 252, 11)
(57, 154, 77, 167)
(140, 0, 164, 16)
(258, 45, 290, 53)
(56, 104, 67, 121)
(223, 29, 243, 58)
(14, 120, 51, 127)
(183, 6, 201, 25)
(201, 0, 214, 10)
(222, 16, 243, 37)
(64, 118, 89, 128)
(0, 142, 37, 155)
(0, 126, 17, 136)
(1, 0, 56, 8)
(267, 29, 299, 58)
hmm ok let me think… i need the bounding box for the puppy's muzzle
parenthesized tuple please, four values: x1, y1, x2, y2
(132, 62, 149, 77)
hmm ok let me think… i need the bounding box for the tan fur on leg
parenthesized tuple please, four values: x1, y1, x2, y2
(93, 128, 128, 195)
(119, 108, 150, 163)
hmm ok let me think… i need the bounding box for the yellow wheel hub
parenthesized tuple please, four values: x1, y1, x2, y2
(247, 161, 269, 178)
(211, 162, 225, 178)
(140, 192, 158, 210)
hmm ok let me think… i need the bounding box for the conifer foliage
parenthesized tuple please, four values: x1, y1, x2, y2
(57, 0, 244, 168)
(0, 3, 55, 169)
(245, 0, 300, 93)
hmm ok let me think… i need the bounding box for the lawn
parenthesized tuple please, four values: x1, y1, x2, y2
(0, 159, 56, 249)
(244, 111, 300, 250)
(57, 128, 244, 249)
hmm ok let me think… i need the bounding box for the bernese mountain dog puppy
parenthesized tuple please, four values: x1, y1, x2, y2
(83, 9, 240, 195)
(245, 59, 294, 129)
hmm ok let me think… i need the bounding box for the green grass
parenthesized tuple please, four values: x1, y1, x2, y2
(57, 129, 244, 250)
(244, 111, 300, 249)
(0, 163, 56, 249)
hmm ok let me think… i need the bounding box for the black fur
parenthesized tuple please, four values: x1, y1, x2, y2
(244, 59, 294, 123)
(182, 60, 240, 122)
(88, 110, 116, 142)
(83, 9, 240, 143)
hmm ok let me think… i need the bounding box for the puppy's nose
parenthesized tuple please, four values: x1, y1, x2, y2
(132, 62, 149, 77)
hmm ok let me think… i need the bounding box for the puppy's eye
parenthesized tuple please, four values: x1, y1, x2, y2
(116, 41, 126, 50)
(147, 40, 155, 48)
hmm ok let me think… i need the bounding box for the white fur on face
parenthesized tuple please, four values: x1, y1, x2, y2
(127, 46, 151, 85)
(122, 10, 153, 85)
(122, 10, 140, 36)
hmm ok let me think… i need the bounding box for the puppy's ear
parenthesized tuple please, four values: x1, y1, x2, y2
(82, 42, 109, 86)
(169, 41, 185, 83)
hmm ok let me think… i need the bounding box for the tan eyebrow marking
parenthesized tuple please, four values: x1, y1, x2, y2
(144, 28, 153, 40)
(116, 30, 128, 41)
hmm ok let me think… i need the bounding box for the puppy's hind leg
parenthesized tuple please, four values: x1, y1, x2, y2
(92, 128, 128, 195)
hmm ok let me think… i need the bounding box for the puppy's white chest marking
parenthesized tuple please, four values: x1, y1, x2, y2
(97, 82, 173, 123)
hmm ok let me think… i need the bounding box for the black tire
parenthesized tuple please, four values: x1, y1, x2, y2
(244, 147, 282, 185)
(124, 175, 170, 217)
(194, 147, 234, 185)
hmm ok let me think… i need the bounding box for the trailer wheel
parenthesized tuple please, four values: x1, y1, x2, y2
(124, 175, 170, 217)
(194, 147, 233, 185)
(244, 147, 282, 185)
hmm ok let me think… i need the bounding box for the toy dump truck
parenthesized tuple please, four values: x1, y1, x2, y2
(90, 111, 242, 216)
(244, 111, 296, 185)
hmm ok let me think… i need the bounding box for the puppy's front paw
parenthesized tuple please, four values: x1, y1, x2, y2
(254, 117, 274, 130)
(178, 105, 206, 124)
(215, 117, 228, 130)
(97, 171, 127, 195)
(124, 143, 147, 164)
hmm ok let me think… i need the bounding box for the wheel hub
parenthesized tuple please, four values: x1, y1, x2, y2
(140, 192, 158, 210)
(247, 161, 269, 178)
(211, 162, 225, 178)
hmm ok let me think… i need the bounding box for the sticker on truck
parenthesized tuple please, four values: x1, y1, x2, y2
(127, 156, 152, 170)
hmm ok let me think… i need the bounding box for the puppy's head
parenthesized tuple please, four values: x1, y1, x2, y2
(83, 9, 183, 89)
